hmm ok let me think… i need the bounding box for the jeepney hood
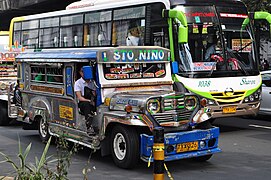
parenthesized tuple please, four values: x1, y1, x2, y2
(109, 90, 199, 127)
(109, 90, 172, 113)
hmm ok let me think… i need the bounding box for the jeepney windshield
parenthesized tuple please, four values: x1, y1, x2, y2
(103, 62, 166, 80)
(174, 5, 258, 78)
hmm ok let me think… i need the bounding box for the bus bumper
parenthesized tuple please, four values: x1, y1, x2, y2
(210, 101, 260, 118)
(140, 127, 220, 162)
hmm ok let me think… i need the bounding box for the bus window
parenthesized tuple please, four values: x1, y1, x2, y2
(84, 11, 112, 46)
(60, 14, 83, 47)
(13, 22, 22, 45)
(22, 20, 39, 49)
(113, 6, 145, 46)
(39, 17, 60, 48)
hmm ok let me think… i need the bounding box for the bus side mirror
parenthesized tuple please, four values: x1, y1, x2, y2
(83, 66, 93, 80)
(179, 25, 188, 44)
(172, 61, 179, 74)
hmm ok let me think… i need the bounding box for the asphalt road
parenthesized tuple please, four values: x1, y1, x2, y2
(0, 116, 271, 180)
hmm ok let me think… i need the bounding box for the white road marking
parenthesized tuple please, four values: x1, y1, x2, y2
(249, 124, 271, 130)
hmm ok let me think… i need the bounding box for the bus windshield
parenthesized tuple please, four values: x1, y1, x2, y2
(175, 5, 257, 78)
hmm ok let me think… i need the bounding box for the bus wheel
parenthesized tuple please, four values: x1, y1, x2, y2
(0, 102, 9, 126)
(193, 154, 213, 162)
(111, 125, 139, 169)
(38, 117, 50, 143)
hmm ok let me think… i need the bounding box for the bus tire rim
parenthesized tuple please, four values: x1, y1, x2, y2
(113, 132, 126, 161)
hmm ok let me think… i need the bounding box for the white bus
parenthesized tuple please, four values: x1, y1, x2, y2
(9, 0, 270, 121)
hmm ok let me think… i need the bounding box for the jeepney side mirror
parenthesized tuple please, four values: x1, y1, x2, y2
(172, 61, 179, 74)
(82, 66, 93, 80)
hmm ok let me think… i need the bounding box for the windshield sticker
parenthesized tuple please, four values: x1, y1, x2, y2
(130, 73, 141, 78)
(143, 73, 154, 78)
(220, 13, 248, 18)
(232, 39, 252, 52)
(155, 70, 165, 77)
(195, 16, 201, 23)
(193, 62, 216, 71)
(185, 12, 215, 17)
(105, 74, 118, 79)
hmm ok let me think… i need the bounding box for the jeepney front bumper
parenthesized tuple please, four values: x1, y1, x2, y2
(140, 127, 220, 162)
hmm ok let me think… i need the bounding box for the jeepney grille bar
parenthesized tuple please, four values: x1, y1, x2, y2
(152, 96, 192, 123)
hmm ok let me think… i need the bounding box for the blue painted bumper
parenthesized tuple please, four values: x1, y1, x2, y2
(140, 127, 221, 162)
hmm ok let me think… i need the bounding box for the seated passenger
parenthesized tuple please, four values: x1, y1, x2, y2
(126, 22, 142, 46)
(74, 67, 97, 135)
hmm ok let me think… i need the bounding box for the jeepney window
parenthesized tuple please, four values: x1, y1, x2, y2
(84, 11, 112, 46)
(39, 17, 60, 48)
(103, 63, 166, 80)
(60, 14, 83, 47)
(30, 65, 63, 84)
(113, 6, 145, 46)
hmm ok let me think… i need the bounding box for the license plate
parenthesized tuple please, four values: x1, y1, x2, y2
(177, 141, 198, 153)
(222, 106, 237, 114)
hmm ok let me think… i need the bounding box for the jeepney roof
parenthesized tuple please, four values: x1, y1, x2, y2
(16, 50, 98, 62)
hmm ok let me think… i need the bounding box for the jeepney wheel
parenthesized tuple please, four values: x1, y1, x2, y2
(38, 116, 50, 143)
(0, 102, 9, 126)
(193, 154, 213, 162)
(111, 125, 139, 169)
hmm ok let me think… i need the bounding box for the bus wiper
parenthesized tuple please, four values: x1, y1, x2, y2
(226, 50, 248, 75)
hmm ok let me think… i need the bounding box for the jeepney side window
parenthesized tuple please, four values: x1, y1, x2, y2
(60, 14, 83, 47)
(103, 63, 166, 80)
(113, 6, 145, 46)
(84, 11, 112, 47)
(39, 17, 60, 48)
(13, 22, 22, 46)
(30, 65, 63, 84)
(21, 20, 39, 49)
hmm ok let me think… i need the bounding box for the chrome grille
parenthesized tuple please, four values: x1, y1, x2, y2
(152, 95, 192, 124)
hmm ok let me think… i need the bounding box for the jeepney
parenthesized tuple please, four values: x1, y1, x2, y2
(14, 46, 220, 168)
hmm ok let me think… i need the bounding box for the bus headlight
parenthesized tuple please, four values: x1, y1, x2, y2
(185, 96, 197, 110)
(244, 88, 261, 103)
(147, 99, 160, 114)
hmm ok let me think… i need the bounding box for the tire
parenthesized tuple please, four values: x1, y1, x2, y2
(111, 125, 139, 169)
(0, 102, 9, 126)
(38, 116, 50, 143)
(193, 154, 213, 162)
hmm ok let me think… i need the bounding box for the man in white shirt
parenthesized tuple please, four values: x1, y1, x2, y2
(126, 22, 142, 46)
(74, 67, 97, 135)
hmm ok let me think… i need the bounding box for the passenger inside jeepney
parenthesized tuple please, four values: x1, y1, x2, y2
(126, 21, 142, 46)
(74, 66, 97, 135)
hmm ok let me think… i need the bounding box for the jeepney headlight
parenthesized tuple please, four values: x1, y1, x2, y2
(147, 99, 160, 114)
(185, 96, 197, 110)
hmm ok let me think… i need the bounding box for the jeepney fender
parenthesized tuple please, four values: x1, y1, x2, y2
(27, 96, 52, 124)
(100, 111, 150, 157)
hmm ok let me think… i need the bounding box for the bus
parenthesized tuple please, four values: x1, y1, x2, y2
(0, 31, 20, 125)
(14, 46, 221, 168)
(9, 0, 271, 122)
